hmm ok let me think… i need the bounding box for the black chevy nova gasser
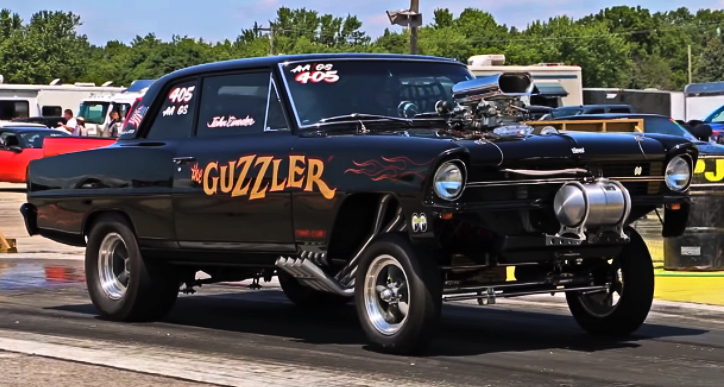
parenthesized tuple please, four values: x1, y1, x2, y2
(21, 54, 695, 354)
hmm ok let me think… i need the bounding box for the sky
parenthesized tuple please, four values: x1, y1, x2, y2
(9, 0, 724, 46)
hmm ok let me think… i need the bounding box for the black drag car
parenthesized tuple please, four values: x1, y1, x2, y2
(21, 54, 696, 354)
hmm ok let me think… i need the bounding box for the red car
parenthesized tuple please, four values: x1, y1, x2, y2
(0, 124, 70, 183)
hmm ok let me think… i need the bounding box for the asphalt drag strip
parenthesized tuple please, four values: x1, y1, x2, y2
(1, 258, 724, 387)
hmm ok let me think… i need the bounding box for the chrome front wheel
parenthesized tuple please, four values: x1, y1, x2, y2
(98, 232, 130, 300)
(363, 254, 411, 336)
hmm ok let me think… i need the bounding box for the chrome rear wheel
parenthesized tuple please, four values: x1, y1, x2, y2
(98, 232, 130, 300)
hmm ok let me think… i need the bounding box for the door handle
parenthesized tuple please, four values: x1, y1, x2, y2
(173, 156, 197, 165)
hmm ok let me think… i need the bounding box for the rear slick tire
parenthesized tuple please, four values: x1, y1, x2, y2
(85, 214, 180, 322)
(566, 228, 654, 337)
(355, 233, 442, 355)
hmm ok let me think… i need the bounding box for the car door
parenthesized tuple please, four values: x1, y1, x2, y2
(0, 131, 29, 183)
(172, 71, 296, 253)
(101, 77, 200, 245)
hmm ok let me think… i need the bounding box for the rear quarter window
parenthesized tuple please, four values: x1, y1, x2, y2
(145, 79, 198, 139)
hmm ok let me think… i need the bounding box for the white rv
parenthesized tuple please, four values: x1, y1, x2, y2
(0, 75, 124, 122)
(77, 80, 154, 137)
(685, 82, 724, 121)
(467, 55, 583, 107)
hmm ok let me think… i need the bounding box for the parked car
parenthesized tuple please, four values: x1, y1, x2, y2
(542, 104, 636, 119)
(0, 124, 69, 183)
(551, 113, 723, 155)
(682, 105, 724, 144)
(21, 54, 696, 354)
(12, 116, 67, 128)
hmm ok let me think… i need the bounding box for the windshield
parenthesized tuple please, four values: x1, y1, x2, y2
(17, 130, 69, 148)
(280, 60, 473, 126)
(704, 105, 724, 123)
(78, 101, 110, 124)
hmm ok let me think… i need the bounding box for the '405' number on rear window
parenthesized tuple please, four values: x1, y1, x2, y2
(295, 70, 339, 84)
(168, 86, 196, 104)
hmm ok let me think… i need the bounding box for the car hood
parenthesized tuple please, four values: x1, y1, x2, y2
(454, 132, 673, 169)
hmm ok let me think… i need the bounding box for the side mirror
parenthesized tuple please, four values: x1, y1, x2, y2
(690, 124, 713, 141)
(9, 145, 23, 153)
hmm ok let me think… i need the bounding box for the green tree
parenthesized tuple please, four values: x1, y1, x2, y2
(0, 10, 90, 84)
(698, 38, 724, 82)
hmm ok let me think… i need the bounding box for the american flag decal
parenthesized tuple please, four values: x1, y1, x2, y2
(128, 105, 147, 128)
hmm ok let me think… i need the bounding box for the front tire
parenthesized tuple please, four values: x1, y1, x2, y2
(566, 229, 654, 336)
(355, 233, 442, 354)
(85, 214, 180, 322)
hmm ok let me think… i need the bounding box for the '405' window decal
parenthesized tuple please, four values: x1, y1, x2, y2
(196, 155, 336, 200)
(163, 86, 196, 117)
(291, 63, 339, 84)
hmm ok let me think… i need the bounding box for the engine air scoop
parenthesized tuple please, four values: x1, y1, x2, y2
(552, 179, 631, 242)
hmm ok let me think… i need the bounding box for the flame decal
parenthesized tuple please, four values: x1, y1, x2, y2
(345, 156, 434, 183)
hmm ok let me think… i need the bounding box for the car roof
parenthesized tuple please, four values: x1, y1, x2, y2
(164, 53, 463, 82)
(0, 121, 48, 129)
(0, 126, 66, 133)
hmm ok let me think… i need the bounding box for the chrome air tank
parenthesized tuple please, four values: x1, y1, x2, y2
(553, 179, 631, 230)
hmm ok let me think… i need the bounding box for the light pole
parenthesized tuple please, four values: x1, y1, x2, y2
(386, 1, 422, 55)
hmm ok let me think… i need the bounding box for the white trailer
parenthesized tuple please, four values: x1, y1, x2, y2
(685, 82, 724, 121)
(467, 55, 583, 107)
(77, 80, 154, 137)
(0, 77, 124, 121)
(583, 88, 685, 120)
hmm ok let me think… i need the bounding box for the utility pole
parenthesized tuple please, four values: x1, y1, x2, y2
(410, 0, 420, 55)
(386, 3, 422, 54)
(270, 25, 275, 56)
(688, 44, 692, 84)
(256, 24, 275, 56)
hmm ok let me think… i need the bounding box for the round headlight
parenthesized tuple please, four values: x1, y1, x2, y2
(665, 155, 691, 192)
(433, 161, 464, 200)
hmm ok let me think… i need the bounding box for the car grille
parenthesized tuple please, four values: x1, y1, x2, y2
(463, 161, 664, 203)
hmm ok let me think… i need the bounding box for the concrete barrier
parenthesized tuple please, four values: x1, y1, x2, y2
(664, 156, 724, 271)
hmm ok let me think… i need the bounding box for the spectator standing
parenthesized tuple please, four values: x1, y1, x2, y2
(75, 117, 87, 136)
(57, 109, 77, 134)
(104, 111, 122, 138)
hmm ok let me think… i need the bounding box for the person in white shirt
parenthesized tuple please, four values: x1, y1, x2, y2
(74, 117, 87, 136)
(57, 109, 77, 134)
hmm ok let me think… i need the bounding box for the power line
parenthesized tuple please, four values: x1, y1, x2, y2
(251, 18, 723, 47)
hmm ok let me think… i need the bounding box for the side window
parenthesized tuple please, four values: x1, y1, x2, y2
(0, 132, 19, 148)
(608, 107, 631, 113)
(146, 79, 198, 139)
(265, 78, 288, 131)
(42, 106, 62, 116)
(0, 100, 29, 120)
(586, 108, 605, 114)
(196, 72, 270, 137)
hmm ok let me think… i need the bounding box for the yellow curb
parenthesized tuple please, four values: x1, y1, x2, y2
(654, 274, 724, 305)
